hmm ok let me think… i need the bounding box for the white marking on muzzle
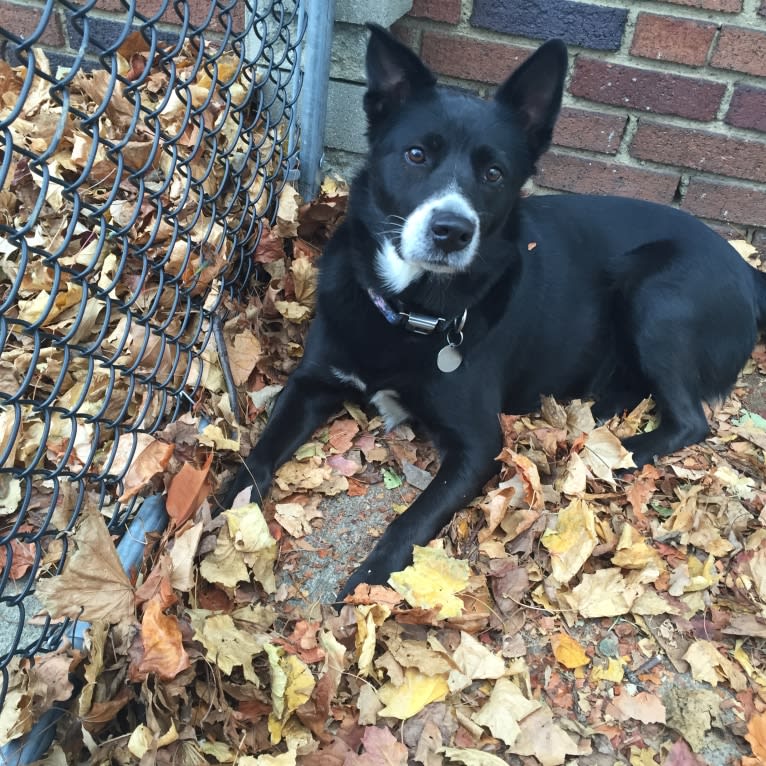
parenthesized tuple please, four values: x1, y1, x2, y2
(400, 186, 480, 271)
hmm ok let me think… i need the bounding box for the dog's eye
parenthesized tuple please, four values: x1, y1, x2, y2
(484, 166, 503, 183)
(405, 146, 426, 165)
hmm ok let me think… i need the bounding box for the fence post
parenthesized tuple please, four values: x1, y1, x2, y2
(298, 0, 335, 201)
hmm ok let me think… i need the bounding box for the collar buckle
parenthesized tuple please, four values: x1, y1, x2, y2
(400, 312, 443, 334)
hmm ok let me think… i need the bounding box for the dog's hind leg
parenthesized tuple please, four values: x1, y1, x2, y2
(620, 324, 710, 467)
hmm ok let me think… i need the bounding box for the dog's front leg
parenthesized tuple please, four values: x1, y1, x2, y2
(337, 430, 501, 602)
(219, 374, 344, 510)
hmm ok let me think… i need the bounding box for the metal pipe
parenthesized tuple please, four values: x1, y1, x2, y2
(297, 0, 335, 201)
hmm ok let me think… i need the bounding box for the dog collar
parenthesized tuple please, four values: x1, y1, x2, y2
(367, 288, 464, 335)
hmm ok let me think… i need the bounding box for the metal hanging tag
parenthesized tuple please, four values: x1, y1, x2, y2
(436, 309, 467, 373)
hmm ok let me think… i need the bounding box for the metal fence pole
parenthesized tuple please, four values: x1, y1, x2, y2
(298, 0, 335, 200)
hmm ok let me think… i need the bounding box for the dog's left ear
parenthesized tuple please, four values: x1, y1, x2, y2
(364, 23, 437, 128)
(495, 39, 568, 161)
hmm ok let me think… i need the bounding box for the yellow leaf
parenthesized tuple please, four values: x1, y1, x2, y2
(388, 544, 470, 619)
(550, 633, 590, 669)
(377, 667, 449, 719)
(188, 611, 266, 685)
(541, 498, 598, 585)
(629, 745, 659, 766)
(590, 657, 625, 683)
(199, 504, 277, 592)
(354, 603, 390, 677)
(611, 523, 664, 572)
(685, 553, 718, 593)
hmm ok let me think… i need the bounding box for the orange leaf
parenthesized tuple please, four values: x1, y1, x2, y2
(119, 440, 174, 502)
(746, 710, 766, 761)
(327, 418, 359, 453)
(137, 599, 190, 681)
(166, 453, 213, 526)
(550, 632, 590, 669)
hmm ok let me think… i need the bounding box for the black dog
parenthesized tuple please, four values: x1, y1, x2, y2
(225, 25, 766, 600)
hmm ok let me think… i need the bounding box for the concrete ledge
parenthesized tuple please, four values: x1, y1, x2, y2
(335, 0, 413, 28)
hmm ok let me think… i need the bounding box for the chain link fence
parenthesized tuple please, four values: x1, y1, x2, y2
(0, 0, 304, 714)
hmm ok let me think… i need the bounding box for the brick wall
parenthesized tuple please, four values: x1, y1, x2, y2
(0, 0, 244, 69)
(393, 0, 766, 242)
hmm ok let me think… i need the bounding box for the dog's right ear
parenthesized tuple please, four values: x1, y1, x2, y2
(364, 23, 436, 127)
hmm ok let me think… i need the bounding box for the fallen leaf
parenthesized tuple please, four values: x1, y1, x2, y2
(541, 498, 598, 584)
(550, 632, 590, 669)
(136, 600, 190, 680)
(36, 506, 134, 623)
(389, 544, 470, 619)
(377, 667, 449, 719)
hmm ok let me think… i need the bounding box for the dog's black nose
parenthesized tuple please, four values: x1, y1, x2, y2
(430, 212, 475, 253)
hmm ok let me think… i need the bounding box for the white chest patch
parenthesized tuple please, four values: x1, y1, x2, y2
(370, 389, 410, 432)
(375, 238, 425, 293)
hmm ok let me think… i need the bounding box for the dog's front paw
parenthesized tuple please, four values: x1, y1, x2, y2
(336, 538, 413, 603)
(215, 462, 272, 516)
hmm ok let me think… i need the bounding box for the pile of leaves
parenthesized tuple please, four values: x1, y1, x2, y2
(0, 30, 287, 526)
(2, 167, 766, 764)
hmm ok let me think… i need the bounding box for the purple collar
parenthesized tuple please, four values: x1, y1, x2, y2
(367, 288, 465, 336)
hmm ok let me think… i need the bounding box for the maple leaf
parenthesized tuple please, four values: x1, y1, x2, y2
(471, 677, 539, 747)
(608, 691, 666, 724)
(189, 611, 267, 689)
(377, 667, 449, 719)
(36, 506, 135, 624)
(265, 644, 317, 744)
(541, 498, 598, 584)
(567, 568, 642, 618)
(508, 707, 580, 766)
(388, 544, 470, 619)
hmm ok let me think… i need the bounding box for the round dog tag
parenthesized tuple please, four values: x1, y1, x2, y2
(437, 344, 462, 373)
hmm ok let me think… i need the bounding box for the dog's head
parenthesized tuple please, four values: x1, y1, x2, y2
(359, 25, 567, 294)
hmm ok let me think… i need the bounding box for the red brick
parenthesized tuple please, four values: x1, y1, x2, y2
(535, 152, 680, 204)
(570, 58, 724, 122)
(94, 0, 125, 10)
(409, 0, 461, 24)
(726, 86, 766, 134)
(711, 26, 766, 77)
(553, 107, 626, 155)
(421, 32, 532, 84)
(630, 13, 716, 67)
(0, 2, 65, 46)
(392, 22, 420, 52)
(91, 0, 243, 30)
(630, 122, 766, 184)
(644, 0, 741, 10)
(682, 178, 766, 227)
